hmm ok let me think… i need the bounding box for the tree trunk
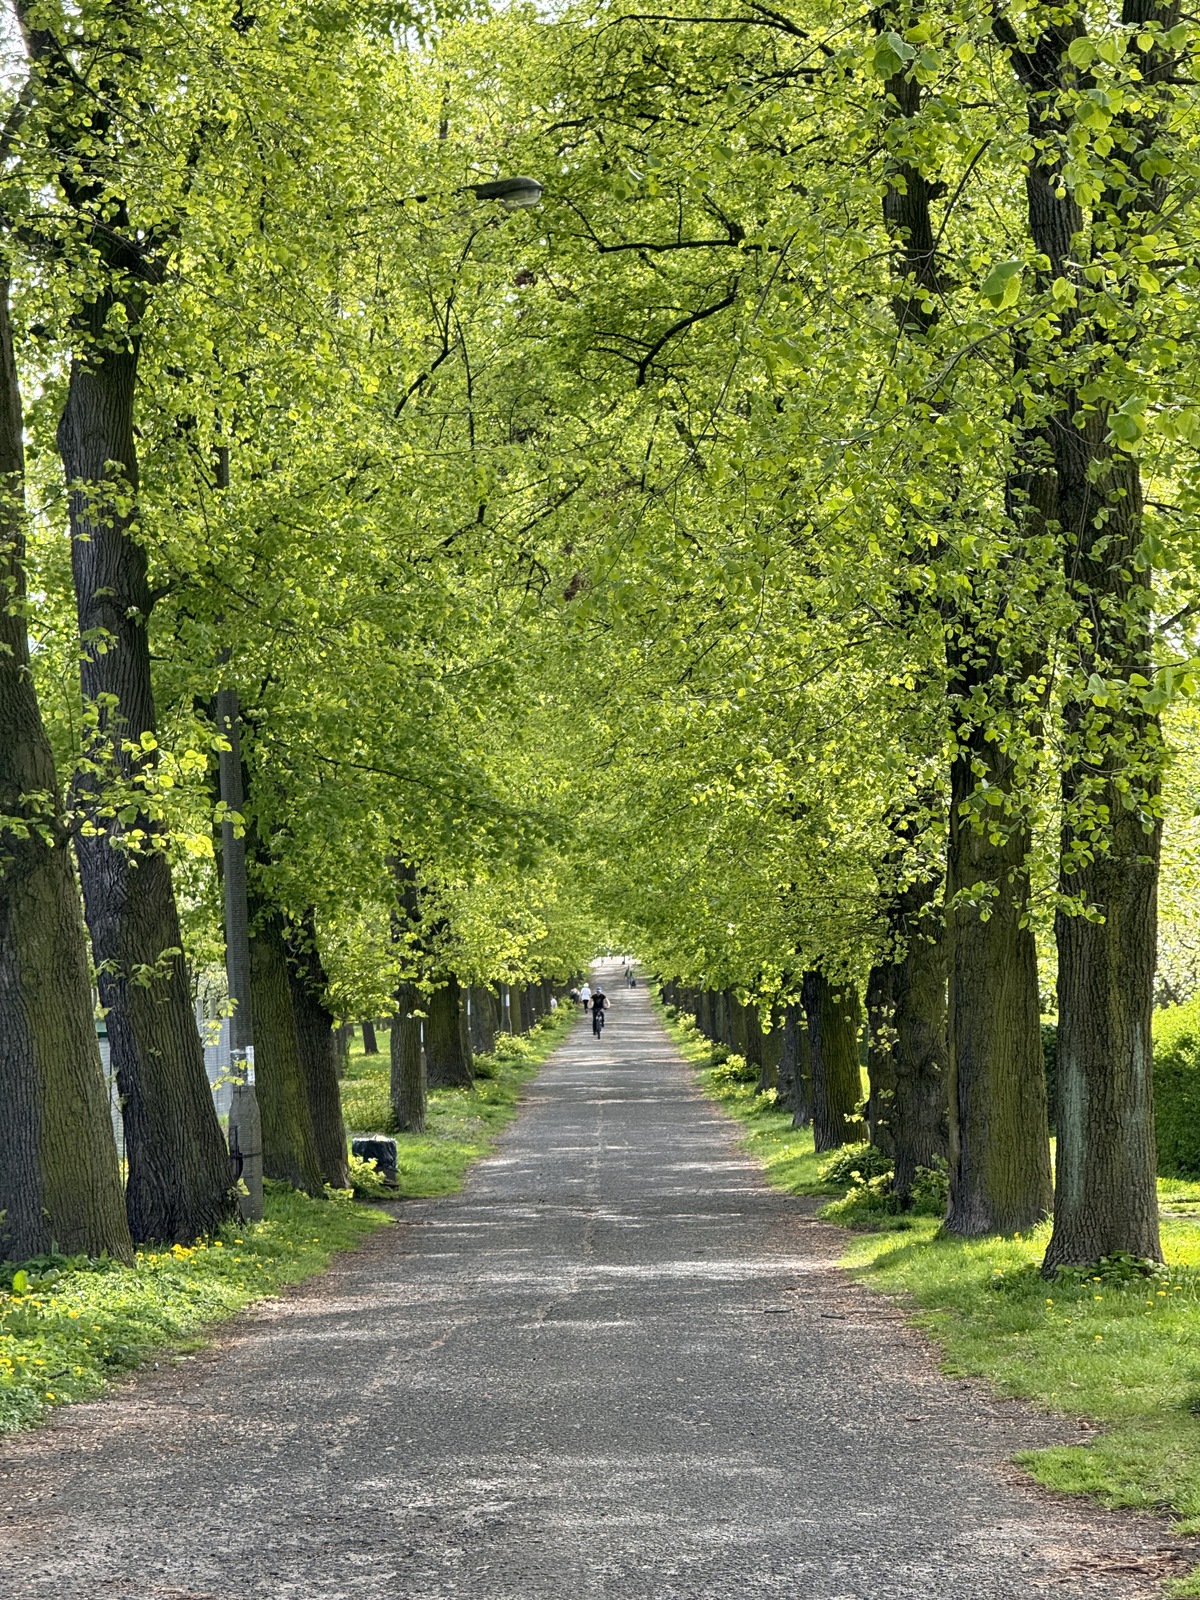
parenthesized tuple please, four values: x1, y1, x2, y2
(788, 1003, 813, 1129)
(390, 981, 426, 1133)
(945, 760, 1052, 1234)
(59, 305, 232, 1242)
(891, 893, 949, 1205)
(388, 855, 426, 1131)
(286, 913, 348, 1190)
(427, 976, 472, 1088)
(509, 983, 526, 1035)
(249, 907, 322, 1193)
(997, 9, 1169, 1270)
(759, 1007, 783, 1096)
(804, 971, 864, 1152)
(469, 986, 497, 1056)
(865, 961, 897, 1156)
(0, 277, 132, 1264)
(360, 1018, 378, 1056)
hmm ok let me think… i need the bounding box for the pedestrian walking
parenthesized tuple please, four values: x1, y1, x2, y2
(580, 982, 592, 1012)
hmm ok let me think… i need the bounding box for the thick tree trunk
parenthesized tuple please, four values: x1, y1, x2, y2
(945, 754, 1051, 1234)
(60, 308, 232, 1242)
(388, 855, 426, 1131)
(426, 976, 472, 1088)
(788, 1003, 813, 1129)
(0, 278, 132, 1264)
(804, 971, 864, 1152)
(865, 961, 897, 1155)
(891, 895, 949, 1205)
(468, 986, 497, 1056)
(286, 914, 348, 1190)
(390, 981, 426, 1133)
(360, 1019, 379, 1056)
(998, 11, 1169, 1269)
(509, 983, 526, 1035)
(249, 907, 322, 1193)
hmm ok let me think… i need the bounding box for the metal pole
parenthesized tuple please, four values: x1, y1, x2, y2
(217, 685, 264, 1222)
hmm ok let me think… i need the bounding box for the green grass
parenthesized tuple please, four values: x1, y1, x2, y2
(0, 1184, 388, 1433)
(654, 988, 1200, 1586)
(0, 1008, 575, 1437)
(343, 1007, 575, 1197)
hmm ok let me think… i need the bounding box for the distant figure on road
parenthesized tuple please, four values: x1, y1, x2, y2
(568, 986, 580, 1007)
(580, 982, 592, 1012)
(626, 966, 636, 987)
(591, 987, 607, 1036)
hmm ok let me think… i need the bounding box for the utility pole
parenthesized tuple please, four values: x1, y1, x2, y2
(217, 685, 264, 1222)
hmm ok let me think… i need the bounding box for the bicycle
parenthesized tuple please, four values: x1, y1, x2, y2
(592, 1005, 606, 1038)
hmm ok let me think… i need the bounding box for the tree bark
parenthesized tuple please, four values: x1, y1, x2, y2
(249, 906, 322, 1193)
(865, 960, 897, 1156)
(804, 971, 864, 1152)
(390, 981, 426, 1133)
(32, 13, 233, 1243)
(788, 1003, 813, 1129)
(891, 890, 949, 1204)
(388, 855, 426, 1131)
(360, 1019, 379, 1056)
(286, 913, 348, 1190)
(509, 982, 527, 1035)
(0, 274, 132, 1264)
(997, 7, 1171, 1267)
(468, 986, 498, 1056)
(945, 769, 1052, 1233)
(426, 976, 472, 1088)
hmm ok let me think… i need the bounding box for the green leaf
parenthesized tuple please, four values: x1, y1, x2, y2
(981, 259, 1023, 309)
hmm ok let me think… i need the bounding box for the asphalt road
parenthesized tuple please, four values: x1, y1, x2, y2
(0, 961, 1183, 1598)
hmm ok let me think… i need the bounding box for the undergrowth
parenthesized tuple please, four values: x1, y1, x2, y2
(0, 1185, 387, 1433)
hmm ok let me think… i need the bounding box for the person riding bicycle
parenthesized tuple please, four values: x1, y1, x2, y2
(591, 986, 608, 1036)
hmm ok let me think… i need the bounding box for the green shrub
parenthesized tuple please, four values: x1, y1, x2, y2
(1154, 998, 1200, 1177)
(346, 1153, 392, 1199)
(709, 1051, 754, 1089)
(819, 1142, 892, 1187)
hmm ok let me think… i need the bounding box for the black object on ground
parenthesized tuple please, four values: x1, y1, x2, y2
(350, 1134, 398, 1187)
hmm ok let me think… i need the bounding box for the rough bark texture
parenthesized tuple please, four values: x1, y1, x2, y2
(249, 907, 322, 1194)
(788, 1004, 813, 1129)
(998, 7, 1168, 1269)
(0, 279, 132, 1263)
(427, 976, 472, 1088)
(389, 981, 426, 1134)
(945, 779, 1052, 1235)
(468, 986, 498, 1057)
(865, 961, 897, 1156)
(286, 914, 349, 1190)
(388, 856, 426, 1132)
(803, 971, 864, 1152)
(891, 893, 949, 1204)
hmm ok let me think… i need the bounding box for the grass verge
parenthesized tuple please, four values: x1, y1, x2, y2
(342, 1006, 575, 1197)
(654, 989, 1200, 1587)
(1, 1007, 575, 1436)
(0, 1184, 387, 1433)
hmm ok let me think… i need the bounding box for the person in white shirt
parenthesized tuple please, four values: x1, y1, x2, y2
(580, 982, 592, 1012)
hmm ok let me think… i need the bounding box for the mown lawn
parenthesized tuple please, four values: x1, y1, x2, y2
(656, 992, 1200, 1591)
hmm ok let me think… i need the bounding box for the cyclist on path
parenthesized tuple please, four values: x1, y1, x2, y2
(591, 985, 608, 1037)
